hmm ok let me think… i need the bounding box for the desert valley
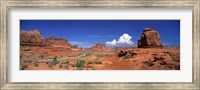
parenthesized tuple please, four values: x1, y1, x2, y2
(20, 28, 180, 70)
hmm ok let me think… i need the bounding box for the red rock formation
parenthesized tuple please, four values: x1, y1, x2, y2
(20, 30, 43, 44)
(71, 45, 78, 48)
(43, 36, 71, 48)
(138, 28, 163, 48)
(92, 43, 106, 51)
(20, 30, 71, 48)
(118, 49, 127, 57)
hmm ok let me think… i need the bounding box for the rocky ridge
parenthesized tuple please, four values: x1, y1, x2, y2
(20, 30, 71, 48)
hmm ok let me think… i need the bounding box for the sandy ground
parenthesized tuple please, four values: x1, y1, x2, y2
(20, 46, 180, 70)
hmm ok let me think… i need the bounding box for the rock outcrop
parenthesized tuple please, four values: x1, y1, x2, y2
(43, 36, 71, 48)
(138, 28, 162, 48)
(20, 30, 71, 48)
(71, 45, 78, 48)
(118, 50, 127, 57)
(92, 43, 106, 51)
(20, 30, 43, 44)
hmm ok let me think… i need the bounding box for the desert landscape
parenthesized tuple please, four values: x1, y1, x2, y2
(20, 28, 180, 70)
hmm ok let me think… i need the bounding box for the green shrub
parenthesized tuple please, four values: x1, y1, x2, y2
(48, 62, 53, 69)
(87, 61, 94, 65)
(71, 64, 76, 67)
(34, 61, 39, 67)
(84, 53, 91, 57)
(28, 61, 32, 63)
(77, 67, 84, 70)
(20, 67, 26, 70)
(39, 55, 44, 59)
(20, 65, 28, 70)
(52, 57, 59, 65)
(146, 61, 154, 66)
(92, 66, 95, 70)
(76, 60, 85, 68)
(59, 64, 63, 68)
(45, 61, 49, 64)
(123, 55, 130, 59)
(96, 54, 109, 58)
(48, 57, 59, 67)
(95, 61, 102, 64)
(47, 57, 60, 69)
(63, 65, 68, 69)
(20, 54, 22, 58)
(63, 61, 69, 64)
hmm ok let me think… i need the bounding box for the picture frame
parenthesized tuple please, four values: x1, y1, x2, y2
(0, 0, 199, 89)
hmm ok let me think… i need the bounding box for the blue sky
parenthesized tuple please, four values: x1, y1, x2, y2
(20, 20, 180, 48)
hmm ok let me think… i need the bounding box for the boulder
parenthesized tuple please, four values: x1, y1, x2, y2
(118, 49, 127, 57)
(138, 28, 162, 48)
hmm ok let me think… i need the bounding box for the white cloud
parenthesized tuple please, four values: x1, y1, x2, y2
(118, 33, 134, 44)
(106, 33, 134, 46)
(106, 39, 117, 45)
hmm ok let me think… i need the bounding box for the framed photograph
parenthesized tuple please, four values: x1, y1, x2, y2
(1, 0, 199, 90)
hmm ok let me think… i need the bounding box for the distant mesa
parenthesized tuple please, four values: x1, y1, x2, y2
(20, 30, 72, 48)
(91, 43, 107, 51)
(43, 36, 71, 48)
(138, 28, 163, 48)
